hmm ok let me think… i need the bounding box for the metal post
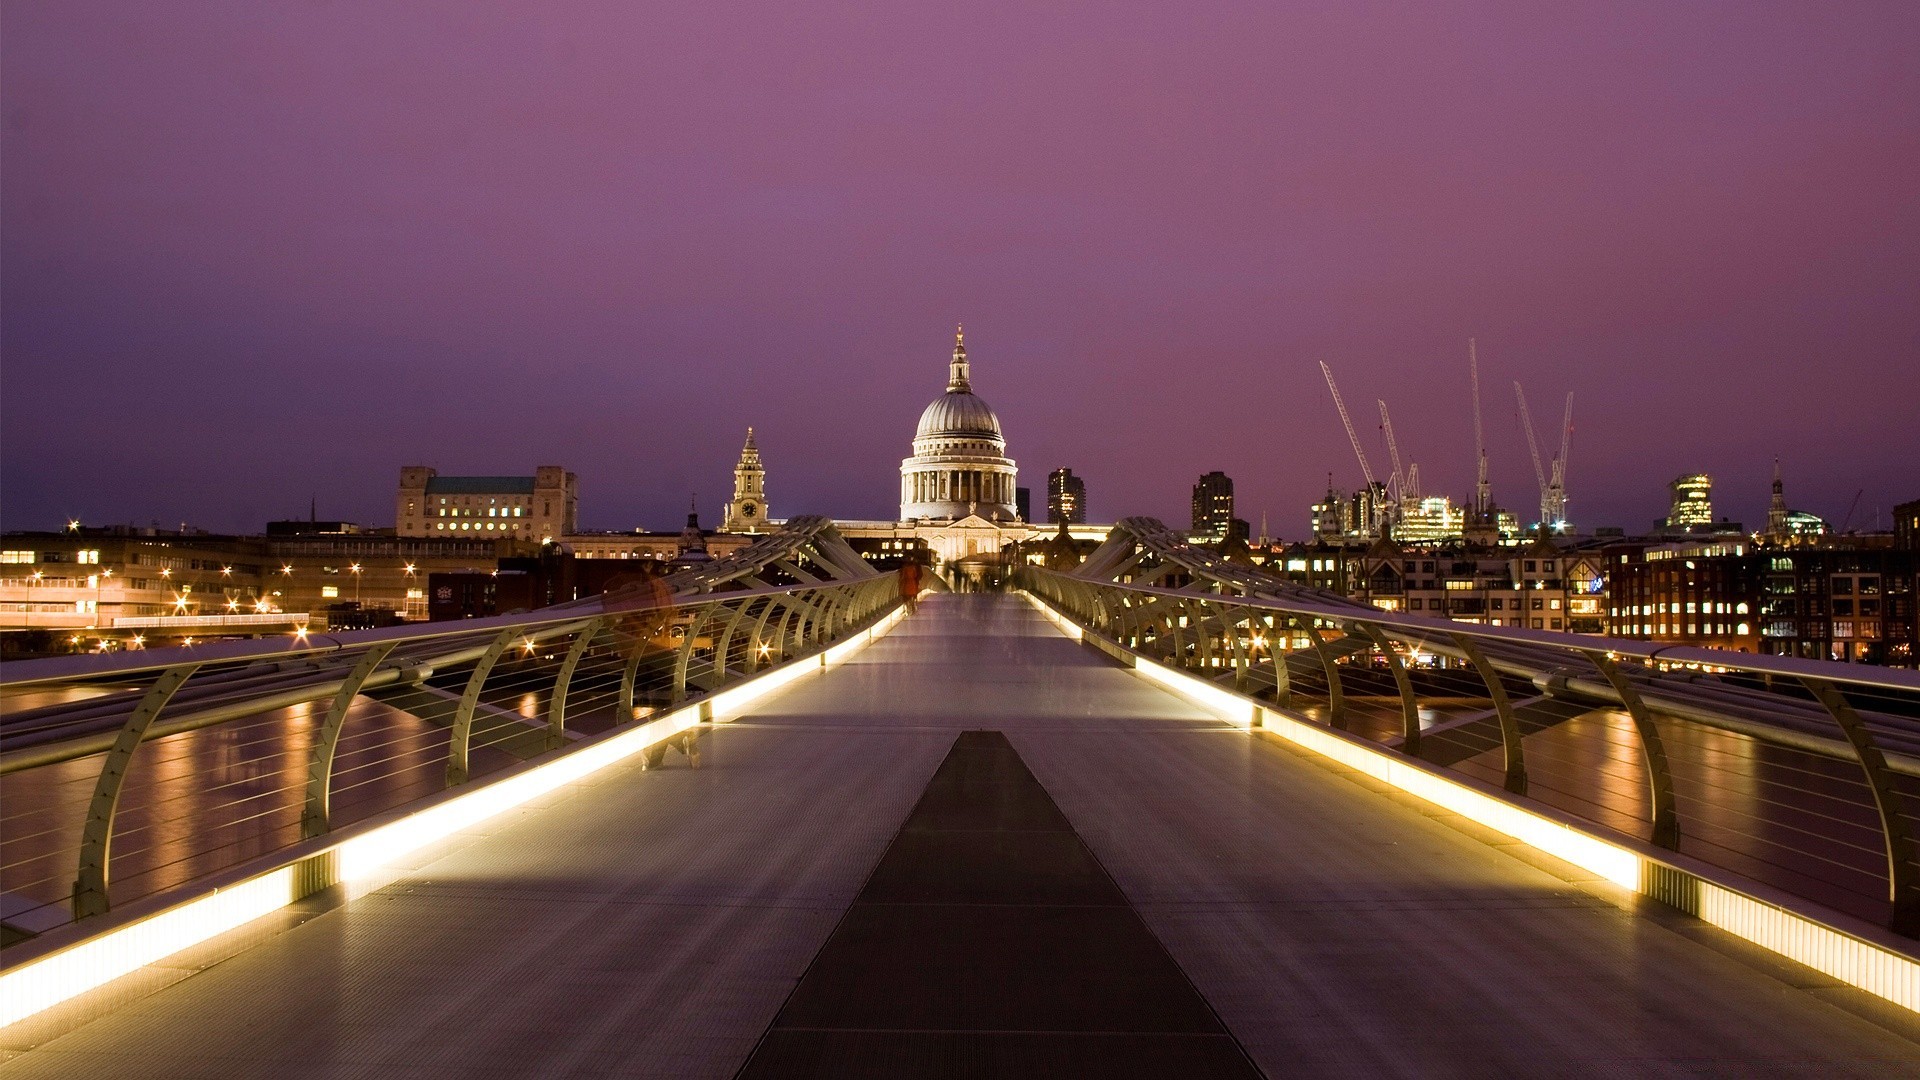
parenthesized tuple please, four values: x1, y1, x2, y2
(1585, 650, 1678, 849)
(672, 606, 717, 703)
(72, 663, 201, 918)
(547, 619, 605, 751)
(1802, 677, 1920, 935)
(1452, 633, 1527, 794)
(1184, 600, 1213, 673)
(447, 628, 518, 786)
(745, 596, 780, 672)
(1361, 624, 1420, 756)
(1301, 617, 1347, 730)
(1268, 612, 1294, 708)
(303, 643, 397, 838)
(709, 601, 753, 684)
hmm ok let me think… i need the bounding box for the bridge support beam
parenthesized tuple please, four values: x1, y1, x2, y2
(1361, 624, 1420, 757)
(447, 628, 519, 787)
(1584, 650, 1678, 850)
(73, 663, 201, 919)
(1453, 633, 1527, 795)
(304, 643, 398, 838)
(1802, 676, 1920, 936)
(547, 619, 604, 751)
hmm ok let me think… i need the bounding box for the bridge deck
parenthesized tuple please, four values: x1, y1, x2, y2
(4, 594, 1917, 1077)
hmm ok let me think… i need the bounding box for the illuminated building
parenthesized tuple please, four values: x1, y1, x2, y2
(723, 428, 769, 532)
(1047, 468, 1087, 525)
(899, 327, 1020, 523)
(1394, 496, 1466, 545)
(1190, 471, 1234, 540)
(397, 466, 578, 542)
(1665, 473, 1714, 529)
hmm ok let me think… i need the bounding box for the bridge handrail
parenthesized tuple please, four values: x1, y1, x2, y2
(1022, 563, 1920, 938)
(0, 556, 902, 940)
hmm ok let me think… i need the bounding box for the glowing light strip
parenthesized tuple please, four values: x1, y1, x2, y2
(0, 868, 296, 1029)
(0, 602, 911, 1031)
(1022, 590, 1920, 1014)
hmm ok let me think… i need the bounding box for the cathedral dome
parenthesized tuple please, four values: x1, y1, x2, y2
(916, 391, 1003, 442)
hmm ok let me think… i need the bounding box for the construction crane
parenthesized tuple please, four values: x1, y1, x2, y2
(1548, 392, 1573, 529)
(1515, 382, 1573, 532)
(1468, 339, 1490, 522)
(1378, 399, 1407, 501)
(1515, 382, 1551, 531)
(1320, 360, 1383, 537)
(1378, 398, 1422, 512)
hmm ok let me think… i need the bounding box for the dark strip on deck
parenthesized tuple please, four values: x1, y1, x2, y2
(736, 730, 1263, 1079)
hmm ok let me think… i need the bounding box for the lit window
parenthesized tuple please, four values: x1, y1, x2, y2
(0, 550, 34, 564)
(321, 585, 339, 598)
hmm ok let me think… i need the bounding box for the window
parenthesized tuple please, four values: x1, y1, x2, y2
(1833, 620, 1855, 638)
(77, 550, 101, 564)
(321, 585, 339, 598)
(1834, 599, 1853, 616)
(1531, 597, 1544, 610)
(0, 550, 34, 564)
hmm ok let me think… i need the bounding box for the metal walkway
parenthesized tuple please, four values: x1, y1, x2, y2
(4, 594, 1918, 1077)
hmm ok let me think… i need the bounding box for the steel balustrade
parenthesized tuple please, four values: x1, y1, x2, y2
(1021, 517, 1920, 937)
(0, 519, 899, 938)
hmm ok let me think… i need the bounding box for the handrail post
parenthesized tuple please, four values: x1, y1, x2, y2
(1300, 616, 1347, 731)
(1451, 633, 1527, 794)
(304, 643, 398, 838)
(1802, 676, 1920, 935)
(447, 628, 519, 786)
(1361, 623, 1420, 756)
(1585, 650, 1678, 849)
(547, 619, 605, 752)
(672, 606, 717, 703)
(72, 662, 201, 919)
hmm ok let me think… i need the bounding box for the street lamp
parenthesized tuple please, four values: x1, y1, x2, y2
(93, 568, 113, 628)
(350, 563, 363, 606)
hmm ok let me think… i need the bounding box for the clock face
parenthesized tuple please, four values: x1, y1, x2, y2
(741, 502, 757, 517)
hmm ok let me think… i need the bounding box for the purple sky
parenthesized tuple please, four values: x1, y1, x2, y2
(5, 2, 1917, 537)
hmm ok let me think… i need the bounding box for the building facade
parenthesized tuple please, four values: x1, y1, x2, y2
(1190, 471, 1234, 539)
(1666, 473, 1714, 529)
(397, 466, 578, 541)
(1047, 468, 1087, 525)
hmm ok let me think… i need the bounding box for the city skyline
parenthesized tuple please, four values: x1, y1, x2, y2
(5, 3, 1917, 533)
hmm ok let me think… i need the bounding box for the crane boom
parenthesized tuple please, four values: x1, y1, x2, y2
(1515, 382, 1551, 527)
(1552, 392, 1573, 507)
(1321, 361, 1377, 489)
(1469, 339, 1489, 519)
(1322, 361, 1381, 537)
(1378, 399, 1406, 500)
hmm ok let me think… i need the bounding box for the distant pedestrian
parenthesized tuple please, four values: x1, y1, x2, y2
(899, 559, 923, 614)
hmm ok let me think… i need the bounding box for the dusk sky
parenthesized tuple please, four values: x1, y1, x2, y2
(4, 2, 1916, 536)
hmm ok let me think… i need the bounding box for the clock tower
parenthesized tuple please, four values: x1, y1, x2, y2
(723, 427, 768, 532)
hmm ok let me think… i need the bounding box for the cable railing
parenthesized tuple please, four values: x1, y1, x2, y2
(0, 518, 899, 948)
(1022, 521, 1920, 939)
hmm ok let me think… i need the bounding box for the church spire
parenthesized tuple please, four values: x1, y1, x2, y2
(947, 323, 971, 393)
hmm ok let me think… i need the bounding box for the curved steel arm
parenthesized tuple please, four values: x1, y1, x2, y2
(1802, 676, 1919, 935)
(1452, 633, 1527, 795)
(72, 663, 201, 918)
(304, 642, 398, 838)
(1361, 624, 1420, 756)
(1585, 650, 1678, 850)
(447, 628, 519, 786)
